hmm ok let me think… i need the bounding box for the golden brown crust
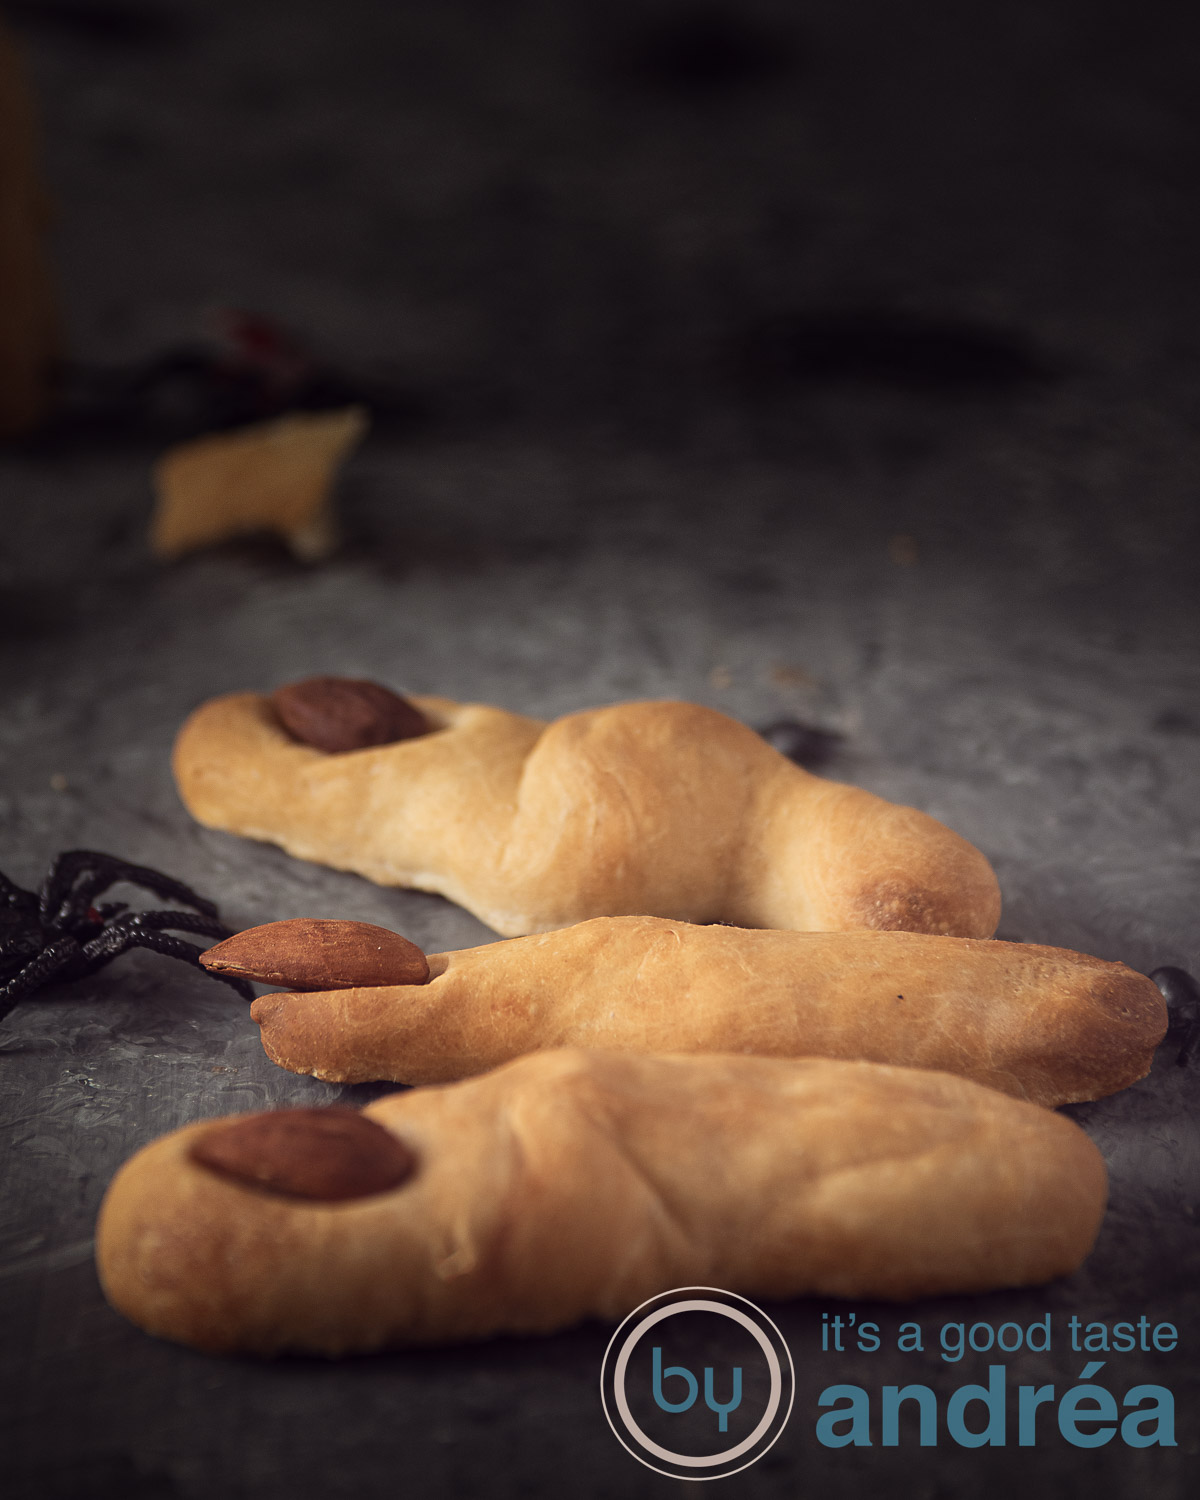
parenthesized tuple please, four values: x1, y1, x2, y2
(172, 692, 1001, 938)
(248, 917, 1166, 1106)
(95, 1050, 1107, 1354)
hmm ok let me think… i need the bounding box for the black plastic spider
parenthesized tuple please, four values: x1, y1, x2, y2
(0, 850, 253, 1023)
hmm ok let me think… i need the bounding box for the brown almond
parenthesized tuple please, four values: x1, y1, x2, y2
(202, 918, 430, 989)
(190, 1108, 416, 1201)
(271, 676, 431, 753)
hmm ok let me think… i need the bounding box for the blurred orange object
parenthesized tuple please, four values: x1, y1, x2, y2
(150, 407, 369, 561)
(0, 22, 58, 437)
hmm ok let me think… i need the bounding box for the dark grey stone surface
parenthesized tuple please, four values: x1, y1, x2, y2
(1, 2, 1198, 1497)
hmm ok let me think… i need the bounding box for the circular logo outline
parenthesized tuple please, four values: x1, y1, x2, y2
(600, 1287, 795, 1481)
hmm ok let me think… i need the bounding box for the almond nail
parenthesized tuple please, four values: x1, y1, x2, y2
(202, 918, 430, 989)
(190, 1107, 416, 1201)
(271, 676, 431, 753)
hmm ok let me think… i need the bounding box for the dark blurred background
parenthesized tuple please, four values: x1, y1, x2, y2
(1, 3, 1198, 1499)
(8, 0, 1200, 439)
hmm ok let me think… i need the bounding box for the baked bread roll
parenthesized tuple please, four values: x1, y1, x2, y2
(173, 688, 1001, 938)
(227, 916, 1166, 1107)
(95, 1050, 1107, 1354)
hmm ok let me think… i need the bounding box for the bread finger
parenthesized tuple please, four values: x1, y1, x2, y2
(241, 916, 1165, 1106)
(95, 1049, 1107, 1355)
(173, 689, 1001, 938)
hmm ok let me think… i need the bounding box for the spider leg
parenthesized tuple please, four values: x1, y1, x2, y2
(39, 851, 221, 929)
(0, 938, 87, 1021)
(79, 924, 254, 1001)
(0, 870, 38, 914)
(0, 931, 43, 977)
(39, 851, 113, 925)
(117, 910, 237, 942)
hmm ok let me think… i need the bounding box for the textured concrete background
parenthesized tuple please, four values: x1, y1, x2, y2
(0, 1, 1198, 1496)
